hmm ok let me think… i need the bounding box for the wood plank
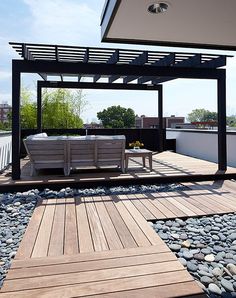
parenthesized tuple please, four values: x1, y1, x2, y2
(7, 251, 176, 280)
(163, 193, 196, 217)
(15, 198, 47, 259)
(192, 182, 236, 210)
(112, 195, 150, 247)
(48, 198, 65, 257)
(31, 198, 56, 258)
(129, 194, 156, 220)
(183, 188, 229, 213)
(137, 194, 166, 219)
(85, 197, 109, 251)
(2, 261, 184, 292)
(100, 196, 138, 249)
(93, 196, 123, 250)
(173, 196, 205, 216)
(180, 188, 217, 214)
(11, 245, 169, 269)
(0, 270, 193, 298)
(146, 193, 177, 218)
(89, 281, 205, 298)
(119, 195, 165, 246)
(75, 197, 94, 253)
(135, 193, 169, 219)
(64, 197, 79, 255)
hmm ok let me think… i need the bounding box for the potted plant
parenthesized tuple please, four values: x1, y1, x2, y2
(129, 140, 144, 150)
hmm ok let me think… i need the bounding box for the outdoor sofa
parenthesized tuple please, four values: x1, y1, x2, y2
(24, 133, 126, 176)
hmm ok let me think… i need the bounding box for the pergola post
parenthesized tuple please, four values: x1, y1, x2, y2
(37, 82, 42, 133)
(217, 70, 227, 171)
(158, 85, 164, 152)
(12, 61, 21, 180)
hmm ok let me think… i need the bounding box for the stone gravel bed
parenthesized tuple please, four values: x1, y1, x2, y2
(0, 183, 185, 288)
(153, 214, 236, 297)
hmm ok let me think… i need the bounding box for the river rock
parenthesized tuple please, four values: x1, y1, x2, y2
(182, 251, 193, 260)
(193, 253, 205, 261)
(171, 233, 180, 239)
(187, 262, 198, 272)
(227, 264, 236, 275)
(221, 278, 235, 292)
(169, 244, 181, 252)
(178, 257, 187, 266)
(201, 248, 212, 255)
(200, 275, 213, 285)
(179, 233, 188, 240)
(212, 267, 223, 277)
(208, 283, 222, 295)
(205, 254, 215, 262)
(181, 240, 191, 248)
(229, 233, 236, 241)
(5, 239, 13, 245)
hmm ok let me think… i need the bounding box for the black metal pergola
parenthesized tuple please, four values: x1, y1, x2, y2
(10, 42, 230, 180)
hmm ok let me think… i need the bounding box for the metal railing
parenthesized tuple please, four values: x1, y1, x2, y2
(0, 132, 12, 172)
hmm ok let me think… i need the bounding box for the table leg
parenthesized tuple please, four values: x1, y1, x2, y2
(149, 154, 152, 171)
(142, 156, 146, 168)
(125, 156, 129, 172)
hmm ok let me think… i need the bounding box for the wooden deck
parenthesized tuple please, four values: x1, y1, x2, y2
(2, 180, 236, 297)
(0, 152, 236, 191)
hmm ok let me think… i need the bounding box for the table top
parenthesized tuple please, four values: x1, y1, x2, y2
(125, 149, 152, 155)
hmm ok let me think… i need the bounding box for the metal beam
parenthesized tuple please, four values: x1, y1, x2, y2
(123, 51, 148, 83)
(39, 73, 47, 81)
(138, 53, 175, 84)
(217, 70, 227, 171)
(11, 61, 21, 180)
(37, 82, 42, 133)
(38, 81, 162, 91)
(93, 74, 101, 82)
(158, 85, 164, 152)
(14, 59, 223, 80)
(107, 49, 119, 64)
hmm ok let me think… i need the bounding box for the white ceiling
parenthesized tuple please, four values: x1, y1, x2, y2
(103, 0, 236, 50)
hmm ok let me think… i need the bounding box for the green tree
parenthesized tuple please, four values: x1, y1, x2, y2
(21, 87, 37, 129)
(97, 105, 135, 128)
(187, 108, 217, 122)
(20, 87, 87, 129)
(227, 115, 236, 127)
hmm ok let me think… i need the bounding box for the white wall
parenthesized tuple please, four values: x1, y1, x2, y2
(167, 129, 236, 167)
(0, 133, 12, 171)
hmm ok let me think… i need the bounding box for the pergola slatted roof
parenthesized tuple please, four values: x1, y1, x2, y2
(10, 42, 230, 85)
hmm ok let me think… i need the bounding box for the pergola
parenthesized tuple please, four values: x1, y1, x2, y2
(10, 42, 230, 180)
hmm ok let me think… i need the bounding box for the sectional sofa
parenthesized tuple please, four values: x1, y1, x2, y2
(23, 133, 126, 176)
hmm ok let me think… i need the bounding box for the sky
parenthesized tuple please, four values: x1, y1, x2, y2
(0, 0, 236, 123)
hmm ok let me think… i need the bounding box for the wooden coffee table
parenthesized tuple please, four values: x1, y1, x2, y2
(125, 149, 153, 172)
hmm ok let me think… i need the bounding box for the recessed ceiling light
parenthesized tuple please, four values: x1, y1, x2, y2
(148, 3, 169, 14)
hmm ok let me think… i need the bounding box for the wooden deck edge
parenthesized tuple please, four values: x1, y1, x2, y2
(1, 173, 236, 193)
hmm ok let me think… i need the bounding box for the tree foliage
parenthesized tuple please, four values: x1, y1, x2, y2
(187, 108, 236, 127)
(227, 115, 236, 127)
(187, 109, 217, 123)
(20, 87, 87, 129)
(97, 105, 135, 128)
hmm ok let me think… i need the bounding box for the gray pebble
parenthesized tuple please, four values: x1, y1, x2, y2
(169, 244, 181, 252)
(187, 262, 198, 272)
(200, 275, 213, 285)
(208, 283, 222, 295)
(221, 278, 235, 292)
(182, 251, 193, 260)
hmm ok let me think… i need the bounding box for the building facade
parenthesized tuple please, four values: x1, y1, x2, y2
(135, 115, 185, 129)
(0, 103, 12, 123)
